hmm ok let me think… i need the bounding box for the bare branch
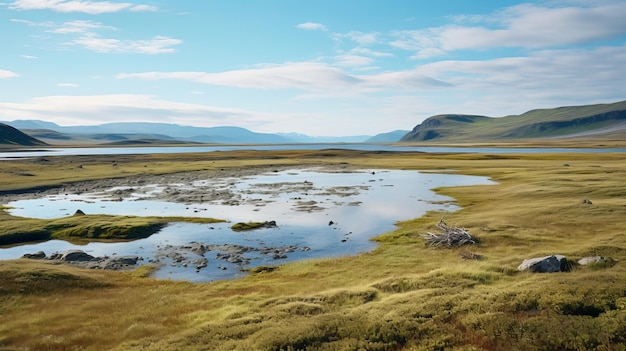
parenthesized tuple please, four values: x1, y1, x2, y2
(421, 217, 476, 248)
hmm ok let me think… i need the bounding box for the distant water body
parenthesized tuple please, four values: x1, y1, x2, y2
(1, 144, 625, 159)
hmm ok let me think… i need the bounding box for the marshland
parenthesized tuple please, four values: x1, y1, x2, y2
(1, 147, 625, 350)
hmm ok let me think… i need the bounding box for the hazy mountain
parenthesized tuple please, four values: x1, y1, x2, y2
(401, 100, 626, 142)
(277, 133, 371, 143)
(2, 121, 372, 144)
(2, 121, 293, 144)
(0, 123, 47, 146)
(366, 130, 411, 143)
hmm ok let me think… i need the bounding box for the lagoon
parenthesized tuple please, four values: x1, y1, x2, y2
(0, 167, 494, 282)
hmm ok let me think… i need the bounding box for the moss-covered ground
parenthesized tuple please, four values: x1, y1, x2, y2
(1, 148, 625, 350)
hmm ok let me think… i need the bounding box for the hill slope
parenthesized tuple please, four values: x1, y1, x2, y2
(401, 100, 626, 142)
(0, 123, 47, 146)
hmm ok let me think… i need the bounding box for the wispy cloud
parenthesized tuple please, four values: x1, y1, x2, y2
(58, 83, 79, 87)
(390, 1, 626, 58)
(11, 18, 179, 54)
(0, 70, 19, 78)
(349, 47, 393, 58)
(116, 62, 449, 91)
(296, 22, 327, 31)
(412, 43, 626, 115)
(0, 94, 259, 126)
(49, 20, 115, 34)
(69, 34, 182, 54)
(10, 18, 53, 27)
(9, 0, 157, 14)
(19, 54, 38, 59)
(117, 63, 362, 90)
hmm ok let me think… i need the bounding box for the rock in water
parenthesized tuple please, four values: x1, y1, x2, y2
(61, 250, 95, 262)
(22, 251, 46, 259)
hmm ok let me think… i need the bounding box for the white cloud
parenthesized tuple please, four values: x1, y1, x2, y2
(10, 18, 54, 27)
(0, 94, 258, 126)
(49, 20, 115, 34)
(332, 31, 380, 46)
(345, 31, 380, 46)
(11, 18, 177, 54)
(69, 34, 182, 54)
(350, 47, 393, 58)
(58, 83, 79, 87)
(117, 63, 361, 90)
(117, 62, 448, 92)
(413, 44, 626, 115)
(333, 55, 374, 67)
(390, 2, 626, 58)
(20, 54, 38, 59)
(9, 0, 157, 14)
(0, 70, 19, 78)
(296, 22, 327, 31)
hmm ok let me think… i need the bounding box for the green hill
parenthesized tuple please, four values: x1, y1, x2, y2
(0, 123, 47, 146)
(401, 100, 626, 142)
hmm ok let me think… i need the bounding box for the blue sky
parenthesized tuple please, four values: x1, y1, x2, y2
(1, 0, 625, 136)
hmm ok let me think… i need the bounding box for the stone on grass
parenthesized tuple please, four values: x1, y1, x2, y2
(518, 255, 569, 273)
(578, 256, 608, 265)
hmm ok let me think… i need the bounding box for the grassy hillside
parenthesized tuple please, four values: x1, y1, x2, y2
(402, 100, 626, 142)
(1, 149, 625, 350)
(0, 123, 47, 146)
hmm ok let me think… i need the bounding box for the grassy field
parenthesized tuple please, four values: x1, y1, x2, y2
(1, 148, 625, 350)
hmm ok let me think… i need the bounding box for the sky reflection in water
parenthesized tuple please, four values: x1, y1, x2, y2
(1, 168, 494, 282)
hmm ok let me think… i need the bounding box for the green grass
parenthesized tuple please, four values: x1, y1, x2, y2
(1, 149, 626, 350)
(0, 211, 223, 246)
(231, 221, 275, 231)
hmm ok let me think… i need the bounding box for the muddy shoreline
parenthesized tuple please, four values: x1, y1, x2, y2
(1, 163, 362, 204)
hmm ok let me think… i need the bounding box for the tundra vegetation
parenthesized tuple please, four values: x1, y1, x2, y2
(1, 147, 625, 350)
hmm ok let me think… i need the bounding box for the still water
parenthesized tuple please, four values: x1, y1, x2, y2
(1, 168, 494, 282)
(2, 144, 625, 159)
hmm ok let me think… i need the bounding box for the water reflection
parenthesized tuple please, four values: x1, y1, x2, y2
(1, 168, 494, 282)
(1, 144, 625, 160)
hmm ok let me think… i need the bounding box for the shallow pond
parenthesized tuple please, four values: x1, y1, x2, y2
(0, 168, 494, 282)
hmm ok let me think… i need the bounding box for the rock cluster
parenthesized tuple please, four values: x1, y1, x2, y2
(518, 255, 615, 273)
(22, 250, 142, 270)
(153, 242, 311, 272)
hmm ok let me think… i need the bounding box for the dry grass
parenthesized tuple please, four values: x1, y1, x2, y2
(1, 149, 626, 350)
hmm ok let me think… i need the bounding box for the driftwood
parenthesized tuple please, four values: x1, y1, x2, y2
(421, 217, 476, 248)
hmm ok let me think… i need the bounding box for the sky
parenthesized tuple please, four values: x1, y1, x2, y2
(1, 0, 625, 136)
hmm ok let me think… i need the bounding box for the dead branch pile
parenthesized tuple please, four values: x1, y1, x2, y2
(421, 218, 476, 248)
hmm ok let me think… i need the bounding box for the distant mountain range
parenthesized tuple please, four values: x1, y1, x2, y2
(2, 100, 626, 146)
(0, 120, 402, 145)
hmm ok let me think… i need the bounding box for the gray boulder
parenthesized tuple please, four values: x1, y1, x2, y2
(97, 256, 141, 270)
(61, 250, 95, 262)
(518, 255, 570, 273)
(82, 256, 142, 270)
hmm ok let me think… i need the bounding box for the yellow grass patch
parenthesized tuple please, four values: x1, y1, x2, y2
(1, 149, 625, 350)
